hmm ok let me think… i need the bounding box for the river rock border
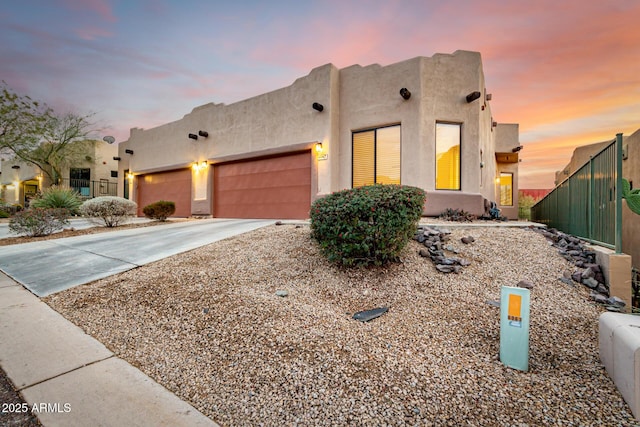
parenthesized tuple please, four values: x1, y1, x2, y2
(533, 227, 626, 312)
(414, 226, 472, 273)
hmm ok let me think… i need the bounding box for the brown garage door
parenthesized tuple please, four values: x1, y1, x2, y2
(214, 151, 311, 219)
(137, 168, 191, 217)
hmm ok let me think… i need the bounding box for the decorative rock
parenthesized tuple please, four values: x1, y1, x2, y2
(563, 270, 572, 279)
(436, 264, 461, 273)
(559, 277, 574, 286)
(596, 283, 610, 296)
(352, 307, 389, 322)
(418, 249, 430, 258)
(461, 236, 475, 244)
(571, 271, 582, 283)
(275, 290, 289, 297)
(486, 300, 501, 308)
(606, 296, 626, 307)
(582, 277, 599, 289)
(581, 267, 595, 280)
(275, 221, 283, 226)
(516, 280, 534, 290)
(458, 259, 471, 267)
(590, 293, 608, 304)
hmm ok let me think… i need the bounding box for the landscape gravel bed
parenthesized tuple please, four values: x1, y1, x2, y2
(44, 224, 637, 426)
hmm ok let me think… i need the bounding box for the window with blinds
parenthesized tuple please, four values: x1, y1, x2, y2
(352, 125, 400, 188)
(435, 123, 461, 190)
(500, 172, 513, 206)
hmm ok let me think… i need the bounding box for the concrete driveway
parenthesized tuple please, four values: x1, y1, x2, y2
(0, 217, 153, 239)
(0, 219, 273, 297)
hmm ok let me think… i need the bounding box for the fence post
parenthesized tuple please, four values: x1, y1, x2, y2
(616, 133, 623, 254)
(589, 156, 594, 242)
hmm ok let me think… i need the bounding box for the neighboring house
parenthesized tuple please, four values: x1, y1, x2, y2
(117, 50, 521, 219)
(554, 129, 640, 269)
(519, 189, 551, 200)
(0, 140, 119, 207)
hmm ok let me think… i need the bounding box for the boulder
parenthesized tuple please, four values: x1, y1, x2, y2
(582, 277, 599, 289)
(516, 280, 534, 290)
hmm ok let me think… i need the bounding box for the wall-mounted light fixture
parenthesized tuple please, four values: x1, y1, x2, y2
(492, 121, 498, 128)
(113, 156, 121, 161)
(11, 165, 20, 169)
(198, 130, 209, 138)
(315, 142, 323, 153)
(512, 145, 523, 153)
(192, 161, 208, 171)
(486, 93, 492, 101)
(399, 88, 411, 100)
(125, 149, 134, 155)
(188, 133, 198, 140)
(312, 102, 324, 112)
(466, 91, 481, 103)
(127, 173, 134, 180)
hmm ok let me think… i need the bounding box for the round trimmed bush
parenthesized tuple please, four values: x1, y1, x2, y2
(80, 196, 137, 227)
(142, 200, 175, 221)
(310, 184, 426, 266)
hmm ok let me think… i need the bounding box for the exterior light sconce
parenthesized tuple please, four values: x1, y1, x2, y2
(188, 133, 198, 140)
(113, 156, 121, 161)
(486, 93, 492, 101)
(399, 88, 411, 100)
(480, 161, 485, 168)
(125, 149, 134, 155)
(492, 121, 498, 128)
(315, 142, 323, 153)
(11, 165, 20, 169)
(312, 102, 324, 112)
(198, 130, 208, 138)
(126, 173, 134, 180)
(192, 161, 208, 171)
(466, 91, 481, 103)
(495, 177, 501, 184)
(512, 145, 523, 153)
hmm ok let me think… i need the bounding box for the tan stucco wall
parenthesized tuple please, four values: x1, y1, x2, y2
(119, 50, 518, 218)
(494, 123, 520, 219)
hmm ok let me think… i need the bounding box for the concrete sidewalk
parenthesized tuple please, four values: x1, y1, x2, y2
(0, 273, 218, 426)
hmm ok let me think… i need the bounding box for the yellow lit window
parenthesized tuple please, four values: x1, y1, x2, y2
(500, 172, 513, 206)
(435, 123, 461, 190)
(352, 125, 400, 187)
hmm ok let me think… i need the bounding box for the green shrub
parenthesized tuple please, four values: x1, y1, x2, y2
(0, 210, 9, 218)
(9, 208, 70, 237)
(80, 196, 137, 227)
(310, 184, 426, 267)
(31, 186, 82, 214)
(142, 200, 175, 221)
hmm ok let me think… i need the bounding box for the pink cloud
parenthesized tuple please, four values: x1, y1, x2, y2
(62, 0, 117, 23)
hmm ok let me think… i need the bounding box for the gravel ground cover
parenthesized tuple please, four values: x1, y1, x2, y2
(44, 224, 637, 426)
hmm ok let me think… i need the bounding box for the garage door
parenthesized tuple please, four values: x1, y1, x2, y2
(214, 151, 311, 219)
(137, 168, 191, 217)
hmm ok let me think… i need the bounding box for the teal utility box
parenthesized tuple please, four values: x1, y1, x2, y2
(499, 286, 530, 371)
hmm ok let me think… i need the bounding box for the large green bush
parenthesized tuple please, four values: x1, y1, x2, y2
(142, 200, 175, 221)
(80, 196, 137, 227)
(310, 184, 426, 266)
(9, 208, 70, 237)
(31, 186, 82, 214)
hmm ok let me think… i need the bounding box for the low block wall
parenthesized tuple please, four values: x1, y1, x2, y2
(599, 312, 640, 420)
(587, 244, 632, 310)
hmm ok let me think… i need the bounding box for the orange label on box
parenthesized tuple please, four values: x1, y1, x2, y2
(508, 294, 522, 322)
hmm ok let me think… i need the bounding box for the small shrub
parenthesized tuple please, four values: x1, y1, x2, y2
(31, 186, 82, 214)
(142, 200, 175, 221)
(0, 210, 9, 218)
(9, 208, 70, 237)
(80, 196, 137, 227)
(310, 184, 426, 267)
(439, 208, 476, 222)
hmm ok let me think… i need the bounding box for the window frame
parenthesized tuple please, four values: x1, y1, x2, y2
(499, 172, 514, 206)
(351, 124, 401, 188)
(435, 121, 462, 191)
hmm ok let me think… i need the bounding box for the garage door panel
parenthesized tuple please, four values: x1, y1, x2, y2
(214, 151, 311, 219)
(138, 169, 191, 217)
(215, 169, 311, 191)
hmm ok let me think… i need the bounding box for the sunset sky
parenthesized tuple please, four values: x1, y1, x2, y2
(1, 0, 639, 188)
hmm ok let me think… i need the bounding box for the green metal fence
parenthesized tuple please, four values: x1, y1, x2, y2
(531, 134, 623, 252)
